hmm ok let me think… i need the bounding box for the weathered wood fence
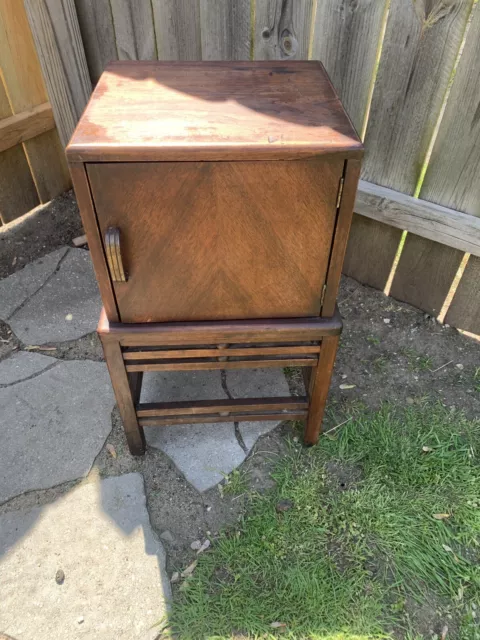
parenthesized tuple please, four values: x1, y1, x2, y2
(0, 0, 70, 224)
(23, 0, 480, 336)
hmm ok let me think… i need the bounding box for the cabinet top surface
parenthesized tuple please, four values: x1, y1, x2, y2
(67, 61, 363, 162)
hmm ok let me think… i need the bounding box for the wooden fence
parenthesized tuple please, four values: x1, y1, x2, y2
(0, 0, 70, 225)
(23, 0, 480, 336)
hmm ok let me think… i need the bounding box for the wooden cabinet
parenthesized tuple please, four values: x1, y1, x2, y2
(68, 61, 363, 455)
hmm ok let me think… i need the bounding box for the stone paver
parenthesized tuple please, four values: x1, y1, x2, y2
(0, 248, 101, 344)
(0, 473, 170, 640)
(0, 247, 68, 320)
(0, 353, 114, 502)
(227, 367, 290, 451)
(142, 368, 289, 491)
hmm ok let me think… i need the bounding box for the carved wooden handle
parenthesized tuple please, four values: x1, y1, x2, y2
(105, 227, 127, 282)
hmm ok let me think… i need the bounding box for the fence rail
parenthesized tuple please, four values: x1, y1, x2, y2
(23, 0, 480, 336)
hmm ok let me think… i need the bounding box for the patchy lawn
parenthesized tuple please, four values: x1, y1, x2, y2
(168, 405, 480, 640)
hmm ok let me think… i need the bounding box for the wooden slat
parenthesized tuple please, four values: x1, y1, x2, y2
(139, 411, 307, 427)
(110, 0, 156, 61)
(123, 346, 320, 360)
(348, 0, 473, 296)
(98, 308, 343, 346)
(355, 180, 480, 257)
(422, 6, 480, 333)
(1, 0, 70, 202)
(24, 0, 91, 147)
(311, 0, 389, 133)
(445, 256, 480, 335)
(0, 102, 54, 153)
(152, 0, 202, 61)
(126, 358, 317, 373)
(0, 76, 39, 223)
(200, 0, 250, 60)
(137, 397, 309, 417)
(254, 0, 313, 60)
(74, 0, 118, 83)
(390, 236, 464, 317)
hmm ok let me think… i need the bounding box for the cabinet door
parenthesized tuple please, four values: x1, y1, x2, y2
(87, 159, 343, 323)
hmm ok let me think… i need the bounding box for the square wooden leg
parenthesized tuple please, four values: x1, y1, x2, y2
(304, 334, 340, 445)
(100, 334, 146, 456)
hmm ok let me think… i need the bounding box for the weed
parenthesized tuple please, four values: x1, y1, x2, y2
(220, 469, 249, 497)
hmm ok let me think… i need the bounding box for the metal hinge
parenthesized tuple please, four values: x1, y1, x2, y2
(320, 283, 327, 308)
(336, 176, 345, 209)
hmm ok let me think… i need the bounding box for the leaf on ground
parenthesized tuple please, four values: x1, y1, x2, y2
(442, 544, 453, 553)
(106, 443, 117, 459)
(170, 572, 180, 583)
(25, 345, 57, 351)
(433, 513, 450, 520)
(422, 446, 433, 452)
(270, 622, 287, 629)
(339, 384, 356, 390)
(196, 539, 211, 554)
(181, 560, 198, 578)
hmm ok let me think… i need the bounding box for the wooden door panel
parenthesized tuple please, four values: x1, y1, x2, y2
(87, 159, 342, 322)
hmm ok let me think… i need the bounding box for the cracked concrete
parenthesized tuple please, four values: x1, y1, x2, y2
(0, 353, 114, 502)
(0, 248, 102, 344)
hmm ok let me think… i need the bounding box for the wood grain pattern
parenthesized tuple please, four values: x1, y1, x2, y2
(136, 397, 309, 418)
(126, 358, 316, 372)
(355, 180, 480, 257)
(444, 256, 480, 335)
(351, 0, 472, 300)
(139, 412, 307, 427)
(255, 0, 313, 60)
(0, 102, 54, 153)
(1, 0, 70, 202)
(74, 0, 118, 83)
(69, 163, 119, 321)
(390, 236, 464, 316)
(0, 76, 39, 223)
(67, 61, 363, 162)
(88, 158, 343, 322)
(110, 0, 156, 61)
(200, 0, 250, 60)
(97, 308, 343, 346)
(24, 0, 91, 147)
(312, 0, 389, 133)
(123, 346, 320, 360)
(152, 0, 202, 61)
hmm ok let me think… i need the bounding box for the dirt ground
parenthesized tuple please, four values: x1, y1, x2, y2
(1, 194, 479, 636)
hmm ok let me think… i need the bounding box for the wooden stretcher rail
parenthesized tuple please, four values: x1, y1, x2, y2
(126, 357, 317, 372)
(136, 397, 309, 417)
(138, 411, 308, 427)
(123, 345, 320, 360)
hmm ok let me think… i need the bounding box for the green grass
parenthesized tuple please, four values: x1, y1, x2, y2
(168, 405, 480, 640)
(220, 468, 249, 497)
(401, 348, 432, 372)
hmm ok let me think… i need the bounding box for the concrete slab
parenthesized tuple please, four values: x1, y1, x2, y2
(0, 355, 114, 502)
(0, 351, 56, 385)
(142, 371, 246, 492)
(5, 248, 101, 344)
(0, 473, 170, 640)
(227, 368, 290, 451)
(0, 247, 68, 321)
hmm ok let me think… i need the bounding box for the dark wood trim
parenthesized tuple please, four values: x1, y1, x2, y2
(125, 358, 317, 372)
(98, 307, 343, 345)
(139, 411, 307, 427)
(69, 164, 119, 321)
(322, 159, 361, 316)
(137, 397, 308, 417)
(123, 345, 320, 360)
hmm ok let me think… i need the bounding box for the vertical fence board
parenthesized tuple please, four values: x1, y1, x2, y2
(152, 0, 202, 61)
(348, 0, 472, 302)
(74, 0, 117, 83)
(200, 0, 251, 60)
(0, 79, 39, 223)
(444, 256, 480, 334)
(255, 0, 313, 60)
(2, 0, 70, 203)
(311, 0, 388, 134)
(420, 5, 480, 334)
(24, 0, 91, 147)
(110, 0, 156, 61)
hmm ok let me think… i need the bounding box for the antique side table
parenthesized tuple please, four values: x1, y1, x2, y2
(67, 61, 363, 456)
